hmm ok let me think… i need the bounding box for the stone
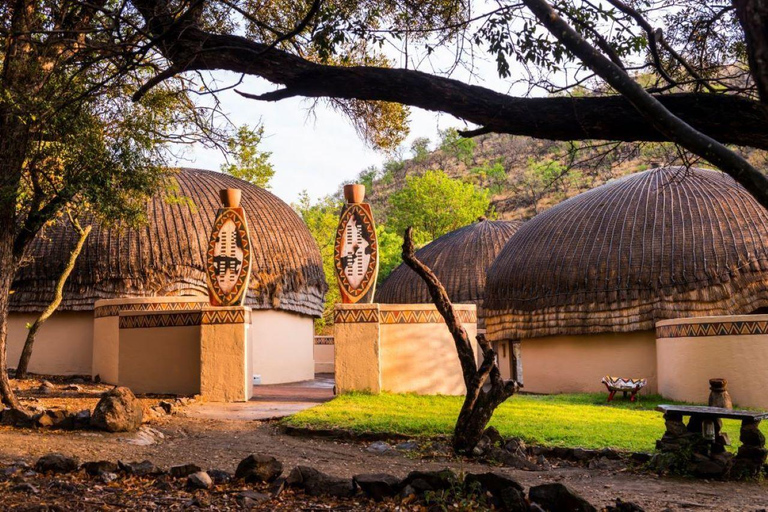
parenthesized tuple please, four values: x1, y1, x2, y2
(170, 464, 202, 478)
(484, 426, 504, 446)
(91, 387, 143, 432)
(353, 473, 402, 501)
(12, 482, 39, 493)
(64, 384, 82, 392)
(599, 448, 622, 460)
(70, 378, 86, 385)
(187, 471, 213, 490)
(100, 472, 118, 483)
(158, 401, 175, 415)
(401, 468, 458, 493)
(395, 441, 419, 451)
(73, 410, 91, 429)
(465, 472, 527, 511)
(740, 422, 766, 446)
(236, 490, 270, 508)
(691, 458, 727, 478)
(35, 409, 69, 429)
(235, 454, 283, 483)
(630, 452, 652, 464)
(572, 448, 592, 461)
(269, 476, 286, 497)
(529, 483, 597, 512)
(207, 469, 232, 484)
(35, 453, 79, 474)
(504, 437, 528, 458)
(118, 460, 161, 477)
(286, 466, 354, 497)
(38, 380, 56, 395)
(366, 441, 393, 454)
(82, 460, 119, 476)
(488, 447, 540, 470)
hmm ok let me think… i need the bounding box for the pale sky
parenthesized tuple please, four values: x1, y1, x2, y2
(176, 51, 522, 205)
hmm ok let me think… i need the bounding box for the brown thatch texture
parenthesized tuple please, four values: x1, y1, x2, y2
(11, 168, 327, 317)
(375, 219, 523, 323)
(485, 167, 768, 341)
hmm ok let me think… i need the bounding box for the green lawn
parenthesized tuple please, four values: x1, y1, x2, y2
(284, 392, 767, 453)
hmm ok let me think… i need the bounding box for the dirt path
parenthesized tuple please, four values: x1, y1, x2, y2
(0, 416, 766, 511)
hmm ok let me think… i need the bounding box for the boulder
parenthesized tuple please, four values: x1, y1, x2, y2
(35, 409, 69, 429)
(91, 387, 143, 432)
(353, 473, 402, 501)
(401, 469, 458, 493)
(187, 471, 213, 490)
(529, 483, 596, 512)
(484, 427, 504, 446)
(235, 454, 283, 483)
(82, 461, 119, 477)
(207, 469, 232, 484)
(366, 441, 393, 454)
(237, 490, 270, 508)
(35, 453, 79, 474)
(73, 410, 91, 430)
(465, 472, 527, 512)
(170, 464, 202, 479)
(286, 466, 355, 497)
(118, 460, 161, 477)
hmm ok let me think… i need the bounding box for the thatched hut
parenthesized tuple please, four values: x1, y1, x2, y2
(375, 218, 522, 379)
(9, 168, 326, 384)
(484, 167, 768, 395)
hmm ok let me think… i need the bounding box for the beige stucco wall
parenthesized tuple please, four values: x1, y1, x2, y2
(7, 312, 93, 376)
(93, 316, 119, 383)
(520, 330, 657, 394)
(379, 304, 478, 395)
(200, 307, 253, 402)
(250, 310, 314, 385)
(118, 314, 201, 395)
(334, 305, 381, 393)
(657, 315, 768, 409)
(334, 303, 478, 395)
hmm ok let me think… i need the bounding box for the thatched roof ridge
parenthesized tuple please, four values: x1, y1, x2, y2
(484, 167, 768, 341)
(376, 219, 522, 312)
(11, 168, 327, 317)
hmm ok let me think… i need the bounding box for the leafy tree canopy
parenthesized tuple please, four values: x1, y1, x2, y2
(221, 125, 276, 189)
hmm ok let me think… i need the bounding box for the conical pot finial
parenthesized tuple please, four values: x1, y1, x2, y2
(343, 184, 366, 204)
(220, 188, 242, 208)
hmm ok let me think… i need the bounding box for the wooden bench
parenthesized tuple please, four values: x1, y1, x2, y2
(656, 404, 768, 477)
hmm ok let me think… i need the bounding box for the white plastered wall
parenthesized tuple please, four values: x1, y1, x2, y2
(250, 310, 314, 384)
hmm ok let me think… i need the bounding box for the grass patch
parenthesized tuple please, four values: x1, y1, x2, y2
(285, 392, 767, 453)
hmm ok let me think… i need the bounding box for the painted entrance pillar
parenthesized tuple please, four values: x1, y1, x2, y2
(333, 184, 379, 303)
(201, 188, 253, 402)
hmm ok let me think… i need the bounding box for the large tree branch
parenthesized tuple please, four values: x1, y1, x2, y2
(734, 0, 768, 103)
(129, 21, 768, 150)
(521, 0, 768, 211)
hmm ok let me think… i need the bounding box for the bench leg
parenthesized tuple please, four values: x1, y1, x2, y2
(607, 390, 616, 402)
(733, 419, 767, 477)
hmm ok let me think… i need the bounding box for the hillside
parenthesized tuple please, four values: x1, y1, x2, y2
(364, 132, 681, 222)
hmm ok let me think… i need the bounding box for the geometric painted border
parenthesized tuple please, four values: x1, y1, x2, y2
(334, 307, 477, 325)
(201, 309, 250, 325)
(119, 312, 202, 329)
(95, 300, 208, 318)
(380, 308, 477, 325)
(118, 308, 250, 329)
(334, 307, 379, 324)
(656, 320, 768, 339)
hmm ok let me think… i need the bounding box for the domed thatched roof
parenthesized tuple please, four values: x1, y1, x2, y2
(11, 168, 327, 317)
(376, 219, 523, 315)
(485, 167, 768, 341)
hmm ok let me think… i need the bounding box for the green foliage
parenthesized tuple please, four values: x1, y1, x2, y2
(375, 226, 403, 283)
(284, 392, 765, 453)
(221, 125, 276, 189)
(438, 128, 476, 165)
(293, 192, 343, 332)
(410, 137, 432, 163)
(388, 170, 493, 244)
(469, 160, 507, 194)
(356, 166, 379, 191)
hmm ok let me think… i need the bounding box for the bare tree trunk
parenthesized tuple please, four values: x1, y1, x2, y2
(16, 217, 91, 379)
(401, 227, 519, 453)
